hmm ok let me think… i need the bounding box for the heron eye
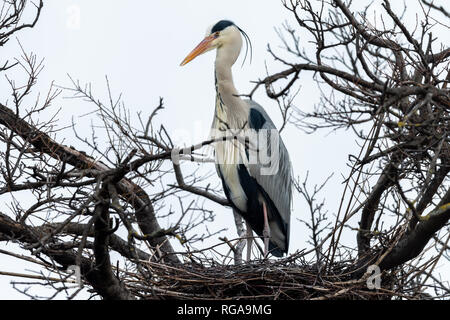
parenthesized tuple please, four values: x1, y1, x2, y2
(213, 32, 219, 38)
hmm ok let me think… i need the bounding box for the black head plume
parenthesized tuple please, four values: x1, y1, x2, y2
(211, 20, 234, 33)
(236, 25, 253, 67)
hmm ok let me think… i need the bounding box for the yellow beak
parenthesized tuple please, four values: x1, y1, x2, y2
(180, 34, 216, 66)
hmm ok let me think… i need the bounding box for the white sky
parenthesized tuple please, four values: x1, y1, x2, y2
(0, 0, 448, 299)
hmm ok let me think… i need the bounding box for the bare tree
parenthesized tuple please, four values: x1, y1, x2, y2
(0, 0, 448, 299)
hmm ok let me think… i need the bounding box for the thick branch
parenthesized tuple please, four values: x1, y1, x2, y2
(357, 157, 399, 257)
(90, 185, 134, 300)
(379, 188, 450, 270)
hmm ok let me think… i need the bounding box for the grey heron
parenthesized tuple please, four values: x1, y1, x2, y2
(180, 20, 292, 259)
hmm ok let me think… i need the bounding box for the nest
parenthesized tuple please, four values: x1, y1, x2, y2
(124, 253, 394, 300)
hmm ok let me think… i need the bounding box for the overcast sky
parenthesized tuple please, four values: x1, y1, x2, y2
(0, 0, 448, 299)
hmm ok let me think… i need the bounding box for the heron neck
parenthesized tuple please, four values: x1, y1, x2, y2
(214, 59, 241, 111)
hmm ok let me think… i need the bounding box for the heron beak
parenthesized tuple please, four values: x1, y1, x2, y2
(180, 34, 216, 66)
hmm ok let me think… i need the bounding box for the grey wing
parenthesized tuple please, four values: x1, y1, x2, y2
(244, 99, 292, 250)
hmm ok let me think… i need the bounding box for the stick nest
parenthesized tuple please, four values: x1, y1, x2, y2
(124, 253, 393, 300)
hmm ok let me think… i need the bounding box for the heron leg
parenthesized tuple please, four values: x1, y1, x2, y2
(262, 201, 270, 258)
(246, 221, 253, 261)
(232, 210, 246, 265)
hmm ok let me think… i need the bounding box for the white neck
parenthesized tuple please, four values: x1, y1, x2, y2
(214, 39, 244, 113)
(215, 54, 237, 95)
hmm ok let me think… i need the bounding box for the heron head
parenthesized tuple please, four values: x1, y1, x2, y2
(180, 20, 251, 66)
